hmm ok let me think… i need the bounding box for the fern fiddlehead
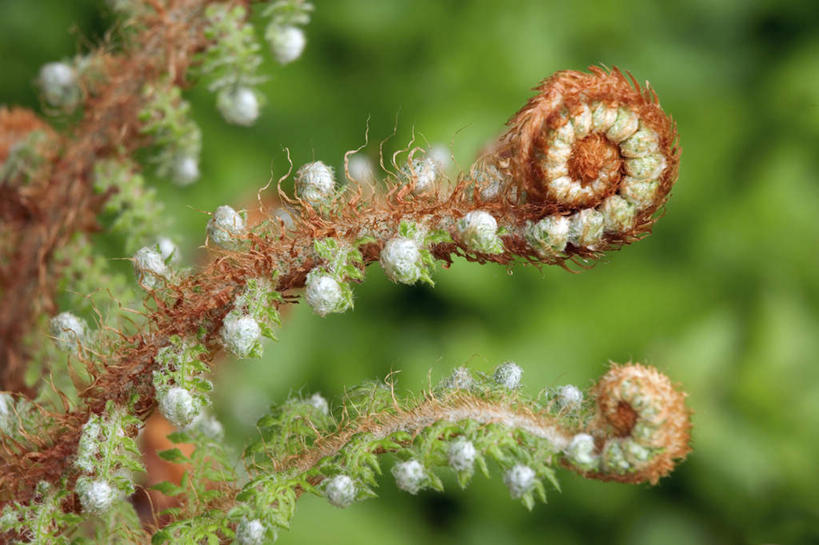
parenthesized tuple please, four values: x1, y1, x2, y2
(155, 362, 690, 543)
(1, 60, 688, 543)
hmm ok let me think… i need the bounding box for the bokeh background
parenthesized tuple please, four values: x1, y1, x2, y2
(2, 0, 819, 543)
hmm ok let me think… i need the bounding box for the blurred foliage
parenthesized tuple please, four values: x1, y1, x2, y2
(2, 0, 818, 543)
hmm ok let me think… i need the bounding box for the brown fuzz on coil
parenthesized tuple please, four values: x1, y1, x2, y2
(588, 363, 692, 484)
(496, 66, 680, 230)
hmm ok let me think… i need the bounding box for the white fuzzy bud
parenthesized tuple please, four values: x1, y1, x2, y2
(347, 154, 375, 184)
(190, 412, 224, 440)
(235, 518, 266, 545)
(443, 367, 473, 390)
(428, 144, 452, 171)
(493, 362, 522, 390)
(133, 246, 169, 289)
(35, 481, 52, 498)
(566, 433, 598, 471)
(591, 102, 618, 133)
(392, 459, 426, 494)
(447, 438, 477, 472)
(503, 464, 536, 499)
(171, 154, 200, 186)
(207, 205, 246, 249)
(325, 474, 356, 508)
(380, 237, 423, 285)
(75, 417, 102, 473)
(571, 103, 592, 139)
(307, 393, 329, 415)
(526, 215, 570, 255)
(221, 314, 261, 359)
(402, 157, 437, 194)
(0, 393, 13, 434)
(269, 25, 306, 64)
(304, 271, 349, 316)
(76, 478, 116, 515)
(457, 210, 503, 254)
(158, 387, 199, 428)
(156, 236, 180, 264)
(295, 161, 335, 204)
(217, 87, 260, 126)
(49, 311, 87, 352)
(557, 385, 583, 410)
(38, 62, 79, 108)
(107, 0, 136, 12)
(568, 209, 604, 248)
(471, 164, 504, 201)
(273, 207, 296, 230)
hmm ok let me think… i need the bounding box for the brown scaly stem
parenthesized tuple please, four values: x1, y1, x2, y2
(0, 0, 245, 394)
(0, 67, 681, 509)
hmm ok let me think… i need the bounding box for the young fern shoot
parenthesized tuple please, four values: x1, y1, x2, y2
(152, 361, 690, 542)
(1, 13, 687, 538)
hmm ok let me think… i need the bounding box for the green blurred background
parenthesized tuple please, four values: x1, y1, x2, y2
(2, 0, 819, 543)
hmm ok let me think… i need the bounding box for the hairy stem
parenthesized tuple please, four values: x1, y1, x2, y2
(154, 363, 689, 542)
(0, 0, 240, 393)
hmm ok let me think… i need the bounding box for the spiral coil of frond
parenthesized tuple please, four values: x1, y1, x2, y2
(481, 67, 680, 260)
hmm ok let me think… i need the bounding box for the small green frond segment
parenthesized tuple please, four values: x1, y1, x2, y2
(73, 400, 144, 509)
(246, 396, 334, 461)
(55, 234, 138, 316)
(396, 220, 419, 240)
(314, 237, 365, 282)
(263, 0, 314, 25)
(150, 427, 237, 545)
(0, 392, 57, 451)
(228, 365, 588, 540)
(152, 337, 213, 427)
(0, 482, 80, 545)
(138, 82, 202, 180)
(153, 337, 211, 398)
(231, 276, 283, 341)
(200, 4, 264, 93)
(93, 159, 168, 254)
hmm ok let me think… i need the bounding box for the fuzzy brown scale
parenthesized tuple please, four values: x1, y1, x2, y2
(579, 363, 691, 484)
(492, 66, 680, 254)
(566, 133, 621, 191)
